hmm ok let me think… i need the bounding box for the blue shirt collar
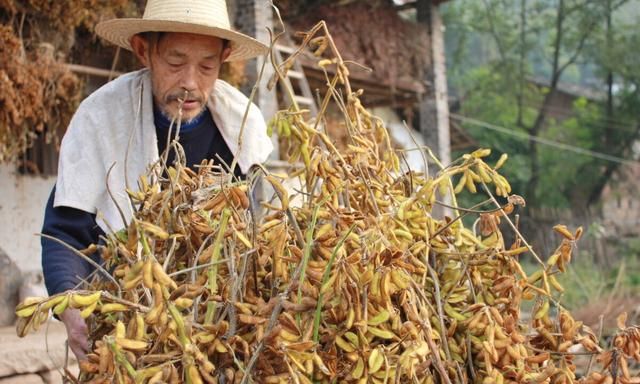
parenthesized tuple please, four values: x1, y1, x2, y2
(153, 104, 207, 133)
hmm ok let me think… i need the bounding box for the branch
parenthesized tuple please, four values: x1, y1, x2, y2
(38, 234, 122, 297)
(481, 0, 508, 61)
(555, 23, 591, 78)
(550, 0, 565, 86)
(557, 0, 629, 78)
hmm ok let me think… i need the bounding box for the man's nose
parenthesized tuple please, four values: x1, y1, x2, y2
(180, 65, 198, 91)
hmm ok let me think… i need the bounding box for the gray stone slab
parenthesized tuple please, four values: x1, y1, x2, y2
(0, 373, 45, 384)
(0, 322, 75, 377)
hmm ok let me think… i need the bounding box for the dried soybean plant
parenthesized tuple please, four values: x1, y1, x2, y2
(0, 25, 81, 164)
(16, 22, 640, 384)
(0, 0, 137, 165)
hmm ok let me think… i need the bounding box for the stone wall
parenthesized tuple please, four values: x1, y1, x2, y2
(0, 165, 53, 325)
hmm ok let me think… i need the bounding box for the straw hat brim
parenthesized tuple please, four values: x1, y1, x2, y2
(95, 19, 268, 62)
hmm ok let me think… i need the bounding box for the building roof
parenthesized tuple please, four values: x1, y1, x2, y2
(528, 77, 606, 102)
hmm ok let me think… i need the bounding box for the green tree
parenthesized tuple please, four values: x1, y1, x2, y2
(443, 0, 640, 211)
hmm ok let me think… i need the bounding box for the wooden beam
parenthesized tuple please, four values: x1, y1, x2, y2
(395, 1, 417, 11)
(395, 0, 450, 11)
(66, 64, 123, 78)
(430, 3, 451, 166)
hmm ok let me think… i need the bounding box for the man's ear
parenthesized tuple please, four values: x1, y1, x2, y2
(220, 44, 232, 63)
(130, 35, 150, 67)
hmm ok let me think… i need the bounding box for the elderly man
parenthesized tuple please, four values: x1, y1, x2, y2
(41, 0, 272, 361)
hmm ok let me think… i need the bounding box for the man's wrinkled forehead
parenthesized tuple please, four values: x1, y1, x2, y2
(145, 32, 227, 55)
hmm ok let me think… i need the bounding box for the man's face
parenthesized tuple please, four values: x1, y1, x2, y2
(132, 32, 230, 122)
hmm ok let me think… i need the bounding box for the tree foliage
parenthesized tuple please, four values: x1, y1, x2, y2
(443, 0, 640, 212)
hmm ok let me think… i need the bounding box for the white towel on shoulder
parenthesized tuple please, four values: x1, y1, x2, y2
(54, 69, 272, 233)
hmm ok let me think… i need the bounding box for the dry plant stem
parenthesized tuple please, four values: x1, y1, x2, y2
(528, 346, 597, 357)
(248, 170, 261, 297)
(269, 5, 303, 111)
(357, 164, 381, 217)
(163, 236, 179, 270)
(466, 335, 476, 380)
(106, 163, 129, 229)
(465, 269, 478, 302)
(44, 317, 65, 380)
(313, 68, 339, 133)
(243, 171, 317, 382)
(228, 22, 273, 175)
(235, 237, 252, 302)
(273, 22, 350, 165)
(156, 192, 175, 238)
(611, 350, 620, 384)
(407, 280, 453, 384)
(225, 241, 240, 338)
(221, 250, 240, 319)
(108, 46, 121, 82)
(101, 294, 150, 312)
(297, 201, 322, 309)
(313, 72, 341, 132)
(72, 267, 101, 291)
(362, 284, 369, 340)
(604, 259, 626, 316)
(435, 199, 504, 214)
(586, 314, 605, 375)
(416, 310, 453, 384)
(240, 240, 316, 384)
(189, 229, 215, 282)
(431, 198, 502, 240)
(256, 164, 305, 247)
(427, 263, 456, 377)
(204, 209, 230, 324)
(39, 234, 122, 298)
(426, 147, 462, 221)
(313, 224, 358, 343)
(480, 181, 546, 266)
(107, 337, 137, 377)
(168, 256, 232, 277)
(402, 121, 429, 175)
(160, 98, 185, 186)
(321, 85, 353, 164)
(453, 362, 465, 384)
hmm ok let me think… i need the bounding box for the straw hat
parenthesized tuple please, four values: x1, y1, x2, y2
(95, 0, 268, 62)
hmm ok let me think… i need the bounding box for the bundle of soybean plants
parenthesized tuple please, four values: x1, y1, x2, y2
(16, 21, 640, 384)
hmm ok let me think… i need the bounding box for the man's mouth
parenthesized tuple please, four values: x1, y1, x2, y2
(166, 93, 203, 112)
(180, 100, 200, 110)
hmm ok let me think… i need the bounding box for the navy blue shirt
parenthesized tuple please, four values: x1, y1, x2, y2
(42, 107, 242, 295)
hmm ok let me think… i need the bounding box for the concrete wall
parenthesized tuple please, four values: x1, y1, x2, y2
(232, 0, 279, 160)
(0, 165, 55, 273)
(417, 0, 451, 169)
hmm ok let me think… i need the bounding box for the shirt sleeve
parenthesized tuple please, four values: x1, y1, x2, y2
(41, 186, 104, 296)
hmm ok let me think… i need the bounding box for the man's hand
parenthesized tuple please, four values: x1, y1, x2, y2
(59, 308, 89, 362)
